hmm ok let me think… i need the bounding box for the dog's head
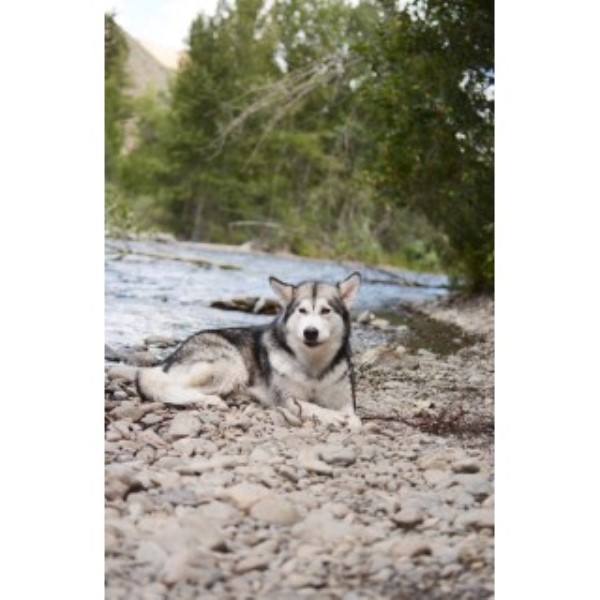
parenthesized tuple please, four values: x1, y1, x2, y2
(269, 272, 361, 350)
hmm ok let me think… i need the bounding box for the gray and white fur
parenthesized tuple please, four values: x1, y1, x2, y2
(136, 272, 362, 429)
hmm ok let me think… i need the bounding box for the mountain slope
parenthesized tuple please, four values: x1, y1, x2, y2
(122, 29, 173, 97)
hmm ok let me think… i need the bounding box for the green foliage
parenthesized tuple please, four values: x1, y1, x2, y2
(104, 0, 494, 289)
(104, 13, 129, 181)
(361, 0, 494, 290)
(105, 183, 138, 237)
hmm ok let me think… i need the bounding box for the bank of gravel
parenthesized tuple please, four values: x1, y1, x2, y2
(105, 294, 494, 599)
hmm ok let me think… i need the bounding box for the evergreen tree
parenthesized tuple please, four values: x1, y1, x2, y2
(104, 13, 129, 181)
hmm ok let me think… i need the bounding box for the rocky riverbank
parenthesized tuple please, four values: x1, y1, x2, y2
(105, 294, 494, 599)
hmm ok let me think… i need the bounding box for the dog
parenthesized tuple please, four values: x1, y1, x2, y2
(136, 272, 362, 430)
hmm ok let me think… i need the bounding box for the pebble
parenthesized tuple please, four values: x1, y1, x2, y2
(105, 344, 125, 361)
(105, 532, 120, 555)
(135, 541, 168, 567)
(371, 318, 390, 330)
(356, 311, 375, 324)
(160, 549, 219, 586)
(451, 459, 481, 474)
(140, 413, 165, 426)
(128, 351, 159, 367)
(176, 454, 247, 475)
(391, 536, 432, 558)
(167, 413, 202, 440)
(111, 401, 146, 421)
(113, 390, 129, 402)
(317, 444, 357, 466)
(107, 364, 138, 382)
(195, 500, 242, 526)
(227, 482, 271, 511)
(450, 474, 493, 500)
(249, 495, 302, 526)
(392, 509, 424, 530)
(292, 509, 360, 543)
(234, 555, 271, 574)
(482, 494, 494, 508)
(144, 334, 177, 347)
(298, 447, 333, 476)
(136, 445, 156, 463)
(276, 464, 300, 483)
(454, 508, 494, 531)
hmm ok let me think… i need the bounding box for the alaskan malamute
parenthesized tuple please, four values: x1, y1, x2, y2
(136, 272, 362, 429)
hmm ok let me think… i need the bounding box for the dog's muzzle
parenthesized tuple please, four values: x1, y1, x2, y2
(303, 327, 320, 346)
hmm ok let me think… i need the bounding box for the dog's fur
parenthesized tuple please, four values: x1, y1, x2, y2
(136, 272, 362, 429)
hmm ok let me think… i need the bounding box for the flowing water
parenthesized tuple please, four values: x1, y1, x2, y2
(105, 238, 449, 351)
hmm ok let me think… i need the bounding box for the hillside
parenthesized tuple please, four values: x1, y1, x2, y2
(122, 29, 174, 98)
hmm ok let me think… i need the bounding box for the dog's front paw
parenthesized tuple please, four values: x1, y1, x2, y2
(201, 394, 229, 411)
(314, 410, 348, 429)
(274, 400, 303, 427)
(347, 413, 362, 433)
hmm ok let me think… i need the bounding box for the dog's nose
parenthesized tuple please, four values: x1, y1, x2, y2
(303, 327, 319, 342)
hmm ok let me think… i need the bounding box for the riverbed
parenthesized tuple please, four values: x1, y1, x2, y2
(105, 237, 494, 599)
(105, 237, 449, 350)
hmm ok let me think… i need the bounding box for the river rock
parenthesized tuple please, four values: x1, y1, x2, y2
(127, 350, 160, 367)
(450, 474, 493, 500)
(317, 444, 357, 466)
(195, 500, 243, 526)
(167, 413, 202, 440)
(160, 549, 220, 586)
(249, 494, 302, 526)
(144, 334, 177, 347)
(105, 531, 120, 555)
(371, 318, 390, 330)
(451, 459, 481, 474)
(135, 541, 168, 567)
(356, 311, 375, 324)
(391, 509, 424, 530)
(105, 344, 125, 362)
(454, 508, 494, 531)
(157, 513, 227, 553)
(176, 454, 247, 475)
(234, 555, 271, 575)
(107, 364, 138, 383)
(111, 401, 145, 421)
(227, 482, 271, 511)
(391, 536, 432, 558)
(292, 509, 360, 543)
(112, 390, 129, 402)
(298, 447, 333, 476)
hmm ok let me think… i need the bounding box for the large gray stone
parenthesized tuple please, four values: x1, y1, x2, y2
(454, 508, 494, 531)
(317, 444, 357, 467)
(227, 482, 271, 511)
(249, 494, 302, 526)
(292, 509, 361, 543)
(166, 413, 202, 440)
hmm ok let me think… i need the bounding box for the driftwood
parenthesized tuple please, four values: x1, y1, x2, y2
(210, 296, 280, 315)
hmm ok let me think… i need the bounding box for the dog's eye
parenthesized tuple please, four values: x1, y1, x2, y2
(298, 308, 308, 315)
(320, 307, 332, 315)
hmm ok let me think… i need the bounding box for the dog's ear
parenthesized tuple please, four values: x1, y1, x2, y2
(269, 276, 295, 305)
(338, 272, 361, 308)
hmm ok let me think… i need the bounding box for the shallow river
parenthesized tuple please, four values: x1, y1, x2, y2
(105, 238, 448, 351)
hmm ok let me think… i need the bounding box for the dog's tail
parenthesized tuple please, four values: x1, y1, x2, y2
(136, 367, 163, 403)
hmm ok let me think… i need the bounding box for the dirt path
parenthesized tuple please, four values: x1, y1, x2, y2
(105, 295, 494, 599)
